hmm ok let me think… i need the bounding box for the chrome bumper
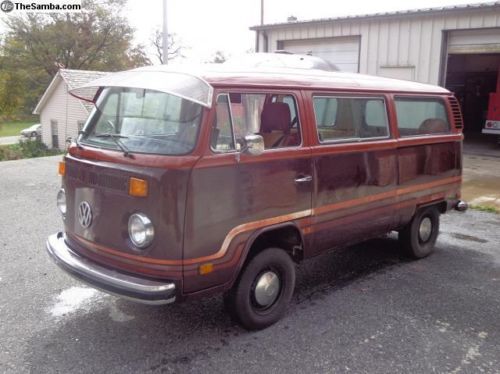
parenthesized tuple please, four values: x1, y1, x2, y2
(46, 232, 176, 305)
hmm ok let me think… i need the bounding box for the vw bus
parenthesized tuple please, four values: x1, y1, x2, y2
(46, 62, 467, 330)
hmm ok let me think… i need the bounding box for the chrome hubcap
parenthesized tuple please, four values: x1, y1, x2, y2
(419, 217, 432, 242)
(254, 271, 281, 307)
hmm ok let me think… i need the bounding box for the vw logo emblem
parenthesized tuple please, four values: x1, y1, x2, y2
(78, 201, 93, 228)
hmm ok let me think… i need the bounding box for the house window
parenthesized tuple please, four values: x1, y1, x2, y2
(50, 120, 59, 149)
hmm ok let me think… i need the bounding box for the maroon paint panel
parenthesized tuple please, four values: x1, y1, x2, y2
(310, 145, 398, 255)
(63, 152, 191, 275)
(183, 149, 313, 293)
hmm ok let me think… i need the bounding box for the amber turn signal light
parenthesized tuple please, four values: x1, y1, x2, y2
(129, 177, 148, 197)
(199, 263, 214, 275)
(58, 161, 66, 176)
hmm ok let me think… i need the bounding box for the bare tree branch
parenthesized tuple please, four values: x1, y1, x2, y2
(151, 31, 184, 64)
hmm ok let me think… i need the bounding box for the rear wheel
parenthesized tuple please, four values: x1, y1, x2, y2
(224, 247, 295, 330)
(399, 206, 440, 259)
(31, 131, 37, 138)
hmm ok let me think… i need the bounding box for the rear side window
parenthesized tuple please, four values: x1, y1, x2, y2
(313, 96, 389, 142)
(395, 98, 450, 136)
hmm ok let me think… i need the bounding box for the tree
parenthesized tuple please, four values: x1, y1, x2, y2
(0, 0, 150, 116)
(151, 30, 184, 64)
(210, 50, 227, 64)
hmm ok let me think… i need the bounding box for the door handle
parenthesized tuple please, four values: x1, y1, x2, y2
(294, 175, 313, 184)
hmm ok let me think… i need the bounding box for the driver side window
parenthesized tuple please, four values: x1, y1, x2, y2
(212, 92, 301, 152)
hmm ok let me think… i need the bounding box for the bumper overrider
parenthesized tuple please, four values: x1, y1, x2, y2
(46, 232, 177, 305)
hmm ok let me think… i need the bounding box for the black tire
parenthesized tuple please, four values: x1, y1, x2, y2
(399, 206, 440, 259)
(224, 247, 296, 330)
(31, 132, 37, 138)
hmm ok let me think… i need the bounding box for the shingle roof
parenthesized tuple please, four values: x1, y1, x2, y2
(59, 69, 109, 112)
(250, 1, 500, 30)
(33, 68, 109, 114)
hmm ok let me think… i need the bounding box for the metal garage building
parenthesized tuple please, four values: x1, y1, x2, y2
(251, 2, 500, 133)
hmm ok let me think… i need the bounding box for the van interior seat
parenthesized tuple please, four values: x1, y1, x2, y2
(260, 102, 295, 148)
(418, 118, 448, 134)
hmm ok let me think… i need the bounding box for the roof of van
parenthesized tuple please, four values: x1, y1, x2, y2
(138, 64, 450, 95)
(69, 63, 450, 108)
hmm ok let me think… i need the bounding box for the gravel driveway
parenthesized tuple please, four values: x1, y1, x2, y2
(0, 156, 499, 374)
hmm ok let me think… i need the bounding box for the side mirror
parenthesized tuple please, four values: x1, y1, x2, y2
(241, 134, 264, 156)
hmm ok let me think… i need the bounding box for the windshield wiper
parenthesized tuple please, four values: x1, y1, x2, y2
(94, 133, 134, 158)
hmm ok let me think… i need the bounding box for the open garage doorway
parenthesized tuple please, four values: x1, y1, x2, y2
(443, 28, 500, 145)
(445, 53, 500, 134)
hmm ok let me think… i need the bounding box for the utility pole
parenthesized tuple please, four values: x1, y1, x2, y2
(162, 0, 168, 65)
(260, 0, 264, 25)
(257, 0, 264, 52)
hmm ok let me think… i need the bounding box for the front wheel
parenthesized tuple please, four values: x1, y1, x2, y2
(224, 247, 296, 330)
(399, 206, 440, 259)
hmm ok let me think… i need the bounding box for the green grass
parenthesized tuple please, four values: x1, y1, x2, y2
(470, 205, 499, 214)
(0, 121, 36, 137)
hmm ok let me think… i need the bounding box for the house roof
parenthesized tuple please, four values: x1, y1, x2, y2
(250, 1, 500, 30)
(33, 68, 108, 114)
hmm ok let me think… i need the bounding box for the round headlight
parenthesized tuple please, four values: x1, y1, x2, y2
(128, 213, 154, 248)
(57, 188, 66, 216)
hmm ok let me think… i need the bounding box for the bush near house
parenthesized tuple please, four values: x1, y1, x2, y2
(0, 139, 62, 161)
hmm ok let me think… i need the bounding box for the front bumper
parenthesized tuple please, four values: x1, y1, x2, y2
(46, 232, 176, 305)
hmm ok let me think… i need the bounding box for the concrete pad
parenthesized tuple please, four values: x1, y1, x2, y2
(463, 154, 500, 212)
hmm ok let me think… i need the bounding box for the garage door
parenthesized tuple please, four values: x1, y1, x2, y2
(281, 36, 360, 72)
(448, 28, 500, 54)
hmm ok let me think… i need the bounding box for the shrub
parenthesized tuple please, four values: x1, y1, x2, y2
(0, 139, 62, 161)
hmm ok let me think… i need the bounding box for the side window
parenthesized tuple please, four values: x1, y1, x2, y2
(313, 96, 389, 142)
(313, 97, 338, 128)
(212, 94, 236, 152)
(363, 99, 390, 138)
(212, 92, 301, 151)
(395, 98, 450, 136)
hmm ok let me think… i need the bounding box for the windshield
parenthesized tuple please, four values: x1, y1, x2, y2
(80, 87, 204, 155)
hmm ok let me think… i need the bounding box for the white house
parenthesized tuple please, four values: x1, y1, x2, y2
(251, 2, 500, 134)
(33, 69, 108, 149)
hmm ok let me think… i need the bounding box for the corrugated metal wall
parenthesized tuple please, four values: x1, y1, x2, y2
(259, 8, 500, 84)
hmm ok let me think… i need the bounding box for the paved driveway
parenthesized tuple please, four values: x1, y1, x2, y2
(0, 136, 20, 145)
(0, 156, 499, 374)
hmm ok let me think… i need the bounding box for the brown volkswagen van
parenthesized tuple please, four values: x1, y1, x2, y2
(46, 62, 467, 330)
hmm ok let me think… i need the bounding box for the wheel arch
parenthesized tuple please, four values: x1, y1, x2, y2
(226, 222, 305, 290)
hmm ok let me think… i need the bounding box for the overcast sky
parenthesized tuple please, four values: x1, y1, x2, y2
(125, 0, 489, 63)
(0, 0, 491, 63)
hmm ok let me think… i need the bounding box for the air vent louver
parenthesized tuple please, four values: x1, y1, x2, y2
(449, 97, 463, 129)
